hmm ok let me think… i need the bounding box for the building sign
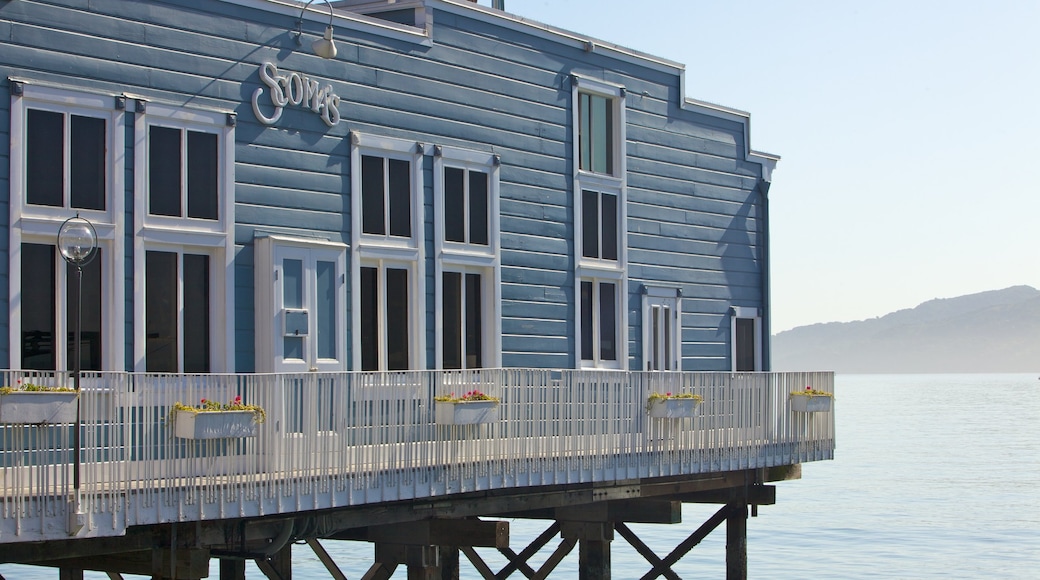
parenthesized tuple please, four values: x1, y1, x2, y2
(251, 61, 341, 127)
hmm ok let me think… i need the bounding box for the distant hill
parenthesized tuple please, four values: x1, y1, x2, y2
(772, 286, 1040, 373)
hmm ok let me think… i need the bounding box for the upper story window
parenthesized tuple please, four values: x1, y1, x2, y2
(26, 108, 106, 211)
(578, 91, 615, 175)
(581, 188, 618, 261)
(148, 126, 219, 220)
(443, 166, 489, 246)
(361, 154, 411, 237)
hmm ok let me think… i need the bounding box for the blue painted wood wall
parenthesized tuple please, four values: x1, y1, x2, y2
(0, 0, 771, 373)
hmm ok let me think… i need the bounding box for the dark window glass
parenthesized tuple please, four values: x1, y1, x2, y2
(599, 282, 616, 361)
(27, 109, 64, 207)
(580, 280, 593, 361)
(736, 318, 756, 372)
(149, 126, 182, 217)
(360, 267, 378, 371)
(187, 131, 218, 220)
(386, 268, 409, 370)
(465, 273, 482, 368)
(469, 171, 489, 246)
(71, 115, 106, 211)
(388, 158, 411, 238)
(582, 190, 599, 258)
(602, 192, 617, 261)
(183, 254, 210, 373)
(442, 272, 462, 369)
(66, 249, 103, 371)
(444, 167, 465, 243)
(361, 155, 385, 235)
(22, 244, 56, 370)
(145, 251, 178, 372)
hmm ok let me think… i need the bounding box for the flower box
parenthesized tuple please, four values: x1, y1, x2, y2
(435, 400, 499, 425)
(0, 391, 78, 424)
(173, 409, 260, 439)
(791, 394, 833, 413)
(647, 397, 701, 419)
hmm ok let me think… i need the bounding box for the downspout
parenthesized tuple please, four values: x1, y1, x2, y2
(758, 181, 772, 371)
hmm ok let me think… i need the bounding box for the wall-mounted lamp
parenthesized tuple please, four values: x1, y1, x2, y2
(293, 0, 337, 59)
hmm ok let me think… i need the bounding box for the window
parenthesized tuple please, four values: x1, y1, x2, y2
(145, 250, 210, 372)
(9, 83, 124, 370)
(148, 126, 219, 220)
(580, 279, 618, 366)
(731, 307, 762, 372)
(578, 91, 615, 175)
(133, 103, 234, 372)
(433, 147, 501, 369)
(581, 189, 618, 261)
(351, 133, 425, 371)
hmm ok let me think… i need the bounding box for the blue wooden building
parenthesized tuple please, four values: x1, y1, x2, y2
(0, 2, 824, 578)
(2, 0, 776, 377)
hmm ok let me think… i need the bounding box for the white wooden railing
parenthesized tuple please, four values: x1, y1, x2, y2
(0, 369, 834, 542)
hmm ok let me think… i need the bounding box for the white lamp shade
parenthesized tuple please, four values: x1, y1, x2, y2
(312, 26, 337, 59)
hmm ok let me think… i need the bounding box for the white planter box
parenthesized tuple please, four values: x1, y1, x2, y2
(174, 409, 260, 439)
(435, 400, 499, 425)
(0, 391, 78, 424)
(791, 395, 833, 413)
(647, 398, 701, 418)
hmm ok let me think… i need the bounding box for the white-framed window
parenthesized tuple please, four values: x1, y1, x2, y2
(351, 132, 425, 370)
(578, 273, 623, 369)
(731, 306, 762, 372)
(8, 82, 125, 370)
(132, 102, 235, 372)
(573, 76, 627, 369)
(433, 146, 501, 369)
(643, 287, 681, 371)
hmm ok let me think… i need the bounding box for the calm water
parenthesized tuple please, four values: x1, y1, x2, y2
(3, 373, 1038, 578)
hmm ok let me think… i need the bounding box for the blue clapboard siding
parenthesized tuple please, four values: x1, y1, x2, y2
(0, 0, 773, 372)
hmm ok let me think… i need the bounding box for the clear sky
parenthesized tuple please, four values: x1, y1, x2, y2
(479, 0, 1040, 332)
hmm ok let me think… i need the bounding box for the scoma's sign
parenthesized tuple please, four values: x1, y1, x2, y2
(251, 61, 341, 127)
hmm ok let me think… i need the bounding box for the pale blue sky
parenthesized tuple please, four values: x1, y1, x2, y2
(482, 0, 1040, 331)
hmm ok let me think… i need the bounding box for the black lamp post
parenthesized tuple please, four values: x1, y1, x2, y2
(58, 214, 97, 500)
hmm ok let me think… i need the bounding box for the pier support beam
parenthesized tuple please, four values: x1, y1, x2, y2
(726, 501, 748, 580)
(561, 522, 613, 580)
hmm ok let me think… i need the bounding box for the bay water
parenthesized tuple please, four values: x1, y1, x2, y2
(3, 373, 1038, 578)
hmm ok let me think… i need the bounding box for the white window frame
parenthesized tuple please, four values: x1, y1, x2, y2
(433, 146, 501, 369)
(8, 82, 125, 370)
(132, 102, 235, 372)
(643, 287, 682, 372)
(730, 306, 763, 372)
(357, 258, 420, 371)
(572, 76, 627, 369)
(350, 132, 425, 370)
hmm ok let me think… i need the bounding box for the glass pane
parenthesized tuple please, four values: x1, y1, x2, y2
(469, 171, 489, 246)
(442, 272, 462, 369)
(316, 260, 335, 360)
(187, 131, 218, 220)
(579, 93, 591, 171)
(444, 167, 465, 242)
(736, 318, 756, 372)
(386, 268, 409, 370)
(284, 336, 304, 361)
(149, 126, 182, 216)
(465, 273, 483, 368)
(71, 115, 106, 211)
(591, 94, 612, 174)
(651, 306, 660, 371)
(145, 251, 177, 372)
(22, 244, 56, 370)
(361, 155, 385, 235)
(360, 267, 378, 371)
(282, 259, 302, 309)
(27, 109, 64, 207)
(67, 249, 103, 371)
(183, 254, 210, 373)
(602, 192, 617, 261)
(580, 280, 593, 361)
(663, 307, 672, 371)
(388, 158, 411, 238)
(599, 282, 616, 361)
(582, 190, 599, 258)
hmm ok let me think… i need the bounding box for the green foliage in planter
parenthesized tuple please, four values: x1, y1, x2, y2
(172, 395, 266, 423)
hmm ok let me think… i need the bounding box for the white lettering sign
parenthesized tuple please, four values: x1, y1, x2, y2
(251, 61, 341, 127)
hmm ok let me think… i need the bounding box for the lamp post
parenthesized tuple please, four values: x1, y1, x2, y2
(58, 214, 97, 503)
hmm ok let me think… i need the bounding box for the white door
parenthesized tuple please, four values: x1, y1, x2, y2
(271, 243, 346, 373)
(643, 293, 680, 371)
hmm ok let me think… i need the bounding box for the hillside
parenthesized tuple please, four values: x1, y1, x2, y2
(772, 286, 1040, 373)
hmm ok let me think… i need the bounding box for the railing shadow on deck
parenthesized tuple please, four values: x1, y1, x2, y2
(0, 369, 834, 542)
